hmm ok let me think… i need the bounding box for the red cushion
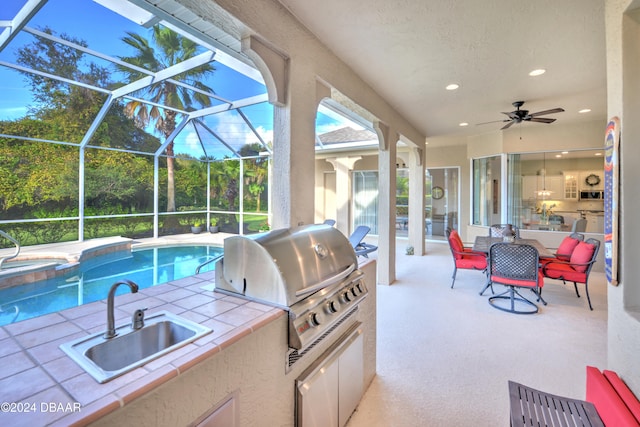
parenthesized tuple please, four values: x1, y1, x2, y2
(449, 230, 465, 260)
(570, 241, 596, 273)
(586, 366, 640, 426)
(557, 236, 581, 259)
(543, 262, 587, 283)
(491, 270, 544, 288)
(603, 370, 640, 422)
(456, 255, 487, 270)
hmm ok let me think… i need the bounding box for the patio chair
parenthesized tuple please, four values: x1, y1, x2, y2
(489, 224, 520, 238)
(348, 225, 378, 258)
(487, 243, 546, 314)
(554, 232, 585, 261)
(572, 218, 588, 232)
(542, 238, 600, 310)
(446, 228, 487, 289)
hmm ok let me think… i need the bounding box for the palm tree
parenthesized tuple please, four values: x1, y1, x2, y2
(116, 26, 215, 218)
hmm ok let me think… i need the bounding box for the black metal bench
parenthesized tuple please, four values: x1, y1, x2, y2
(509, 380, 604, 426)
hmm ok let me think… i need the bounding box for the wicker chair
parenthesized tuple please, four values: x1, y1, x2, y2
(487, 243, 546, 314)
(489, 224, 520, 238)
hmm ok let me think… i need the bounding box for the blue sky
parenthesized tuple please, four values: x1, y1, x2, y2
(0, 0, 356, 151)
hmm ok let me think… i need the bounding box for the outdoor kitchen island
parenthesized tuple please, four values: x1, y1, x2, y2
(0, 253, 376, 427)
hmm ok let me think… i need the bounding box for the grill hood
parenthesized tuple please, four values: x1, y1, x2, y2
(214, 224, 358, 308)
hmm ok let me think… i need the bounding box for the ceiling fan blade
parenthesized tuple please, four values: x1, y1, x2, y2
(476, 119, 510, 126)
(501, 120, 516, 130)
(529, 108, 564, 117)
(529, 117, 557, 124)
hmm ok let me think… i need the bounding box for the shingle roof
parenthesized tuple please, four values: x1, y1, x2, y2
(318, 127, 377, 144)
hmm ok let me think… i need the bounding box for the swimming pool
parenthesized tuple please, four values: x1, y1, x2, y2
(0, 245, 222, 326)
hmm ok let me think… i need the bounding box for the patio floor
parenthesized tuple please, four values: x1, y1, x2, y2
(346, 237, 607, 426)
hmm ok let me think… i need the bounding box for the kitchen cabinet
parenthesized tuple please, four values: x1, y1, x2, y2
(194, 397, 237, 427)
(585, 213, 605, 233)
(296, 326, 364, 427)
(564, 171, 579, 200)
(522, 175, 564, 199)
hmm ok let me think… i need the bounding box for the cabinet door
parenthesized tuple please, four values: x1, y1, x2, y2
(545, 176, 564, 198)
(195, 397, 237, 427)
(564, 171, 579, 200)
(298, 359, 339, 427)
(338, 333, 364, 427)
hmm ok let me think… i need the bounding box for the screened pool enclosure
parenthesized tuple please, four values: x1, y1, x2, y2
(0, 0, 281, 246)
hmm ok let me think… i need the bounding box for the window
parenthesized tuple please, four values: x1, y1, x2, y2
(506, 150, 604, 233)
(472, 156, 502, 226)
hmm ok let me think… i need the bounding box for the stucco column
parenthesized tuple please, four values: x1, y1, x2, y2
(408, 146, 425, 255)
(243, 35, 316, 229)
(375, 121, 397, 285)
(326, 156, 362, 235)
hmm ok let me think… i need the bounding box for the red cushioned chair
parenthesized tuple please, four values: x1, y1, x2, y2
(540, 232, 585, 266)
(555, 232, 584, 261)
(542, 238, 600, 310)
(487, 243, 547, 314)
(446, 228, 487, 289)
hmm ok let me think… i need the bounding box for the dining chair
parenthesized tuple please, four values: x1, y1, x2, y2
(487, 243, 546, 314)
(554, 232, 585, 261)
(446, 228, 487, 289)
(489, 224, 520, 238)
(542, 238, 600, 310)
(572, 218, 588, 232)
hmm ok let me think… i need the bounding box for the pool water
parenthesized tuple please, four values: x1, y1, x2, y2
(0, 245, 222, 326)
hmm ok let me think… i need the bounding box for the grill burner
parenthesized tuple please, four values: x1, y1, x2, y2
(214, 224, 368, 350)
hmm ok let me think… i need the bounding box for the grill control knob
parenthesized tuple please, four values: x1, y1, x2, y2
(351, 287, 359, 297)
(343, 291, 353, 302)
(326, 300, 339, 313)
(308, 312, 320, 327)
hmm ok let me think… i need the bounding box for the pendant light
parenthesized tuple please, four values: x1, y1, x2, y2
(538, 152, 552, 198)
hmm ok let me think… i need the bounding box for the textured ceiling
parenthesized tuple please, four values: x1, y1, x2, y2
(276, 0, 607, 140)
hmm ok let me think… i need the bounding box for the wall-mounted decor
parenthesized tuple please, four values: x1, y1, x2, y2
(604, 117, 620, 286)
(432, 186, 444, 200)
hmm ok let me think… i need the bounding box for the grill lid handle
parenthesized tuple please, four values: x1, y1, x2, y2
(295, 263, 356, 298)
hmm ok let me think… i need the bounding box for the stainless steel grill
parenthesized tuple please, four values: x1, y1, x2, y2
(214, 224, 368, 350)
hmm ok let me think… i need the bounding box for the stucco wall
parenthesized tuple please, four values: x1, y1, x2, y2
(605, 0, 640, 394)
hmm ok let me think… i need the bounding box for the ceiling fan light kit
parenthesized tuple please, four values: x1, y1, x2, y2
(477, 100, 565, 130)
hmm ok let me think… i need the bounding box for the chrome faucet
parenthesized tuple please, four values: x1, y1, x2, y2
(104, 280, 139, 339)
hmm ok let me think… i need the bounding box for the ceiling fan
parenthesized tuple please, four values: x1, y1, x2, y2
(479, 101, 565, 130)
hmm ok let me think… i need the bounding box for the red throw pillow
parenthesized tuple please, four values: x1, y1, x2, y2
(570, 241, 596, 273)
(557, 236, 580, 258)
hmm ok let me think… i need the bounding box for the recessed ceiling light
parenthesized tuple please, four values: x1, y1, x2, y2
(529, 69, 546, 76)
(595, 152, 602, 156)
(579, 109, 592, 114)
(446, 83, 460, 91)
(562, 151, 569, 154)
(459, 122, 468, 127)
(555, 154, 562, 158)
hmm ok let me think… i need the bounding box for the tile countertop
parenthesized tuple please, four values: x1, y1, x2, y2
(0, 271, 285, 427)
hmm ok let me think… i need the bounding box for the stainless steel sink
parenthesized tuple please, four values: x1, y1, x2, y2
(60, 311, 212, 383)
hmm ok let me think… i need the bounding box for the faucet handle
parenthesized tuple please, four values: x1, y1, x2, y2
(132, 308, 147, 330)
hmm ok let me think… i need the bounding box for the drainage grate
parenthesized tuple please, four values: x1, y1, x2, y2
(286, 306, 358, 371)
